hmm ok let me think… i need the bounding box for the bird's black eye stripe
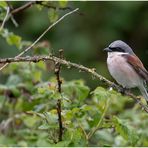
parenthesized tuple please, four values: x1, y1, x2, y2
(109, 47, 125, 52)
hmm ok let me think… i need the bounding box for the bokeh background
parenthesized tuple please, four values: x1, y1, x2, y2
(0, 1, 148, 147)
(1, 1, 148, 89)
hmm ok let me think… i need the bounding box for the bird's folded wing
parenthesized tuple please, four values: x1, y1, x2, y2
(122, 54, 148, 82)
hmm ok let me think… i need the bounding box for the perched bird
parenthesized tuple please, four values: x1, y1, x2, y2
(104, 40, 148, 104)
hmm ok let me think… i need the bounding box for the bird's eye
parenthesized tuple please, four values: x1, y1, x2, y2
(109, 47, 125, 52)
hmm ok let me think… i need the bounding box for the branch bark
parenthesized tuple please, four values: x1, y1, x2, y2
(0, 8, 79, 71)
(0, 55, 147, 113)
(55, 49, 64, 141)
(10, 2, 35, 15)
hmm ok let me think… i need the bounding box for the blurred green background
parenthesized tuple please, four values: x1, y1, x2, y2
(1, 1, 148, 89)
(0, 2, 148, 147)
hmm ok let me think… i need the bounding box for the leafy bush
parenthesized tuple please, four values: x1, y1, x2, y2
(0, 1, 148, 147)
(0, 62, 147, 147)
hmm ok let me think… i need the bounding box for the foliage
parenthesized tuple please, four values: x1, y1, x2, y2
(0, 61, 148, 147)
(0, 1, 148, 147)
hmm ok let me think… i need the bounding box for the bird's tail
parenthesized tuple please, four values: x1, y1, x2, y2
(139, 85, 148, 105)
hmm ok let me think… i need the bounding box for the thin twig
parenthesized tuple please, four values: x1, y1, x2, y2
(0, 8, 79, 71)
(6, 1, 18, 27)
(0, 55, 147, 113)
(87, 98, 110, 139)
(55, 49, 64, 141)
(0, 7, 10, 30)
(10, 1, 35, 15)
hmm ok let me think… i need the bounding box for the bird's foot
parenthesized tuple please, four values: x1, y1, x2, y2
(119, 87, 130, 95)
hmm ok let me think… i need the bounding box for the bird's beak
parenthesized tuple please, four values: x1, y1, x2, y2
(104, 47, 112, 52)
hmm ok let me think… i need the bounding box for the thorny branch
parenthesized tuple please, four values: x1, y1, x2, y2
(55, 49, 64, 141)
(0, 8, 79, 71)
(0, 55, 148, 113)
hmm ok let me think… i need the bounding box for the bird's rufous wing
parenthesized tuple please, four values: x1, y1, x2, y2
(122, 54, 148, 82)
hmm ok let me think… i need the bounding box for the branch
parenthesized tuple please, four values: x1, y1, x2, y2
(10, 1, 83, 16)
(0, 55, 148, 113)
(10, 1, 35, 15)
(0, 8, 79, 71)
(0, 7, 10, 30)
(55, 49, 63, 93)
(55, 49, 64, 141)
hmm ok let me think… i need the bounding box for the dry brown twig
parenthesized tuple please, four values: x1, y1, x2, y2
(55, 49, 64, 141)
(10, 1, 35, 15)
(0, 55, 148, 113)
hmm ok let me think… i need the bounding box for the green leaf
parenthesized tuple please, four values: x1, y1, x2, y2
(36, 61, 46, 70)
(63, 80, 90, 102)
(113, 116, 139, 146)
(33, 71, 42, 82)
(92, 86, 109, 100)
(6, 74, 21, 86)
(63, 128, 86, 146)
(23, 115, 40, 128)
(48, 9, 59, 23)
(6, 33, 22, 49)
(55, 140, 71, 147)
(0, 1, 7, 8)
(59, 0, 68, 8)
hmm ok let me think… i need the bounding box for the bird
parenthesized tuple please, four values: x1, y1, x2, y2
(104, 40, 148, 104)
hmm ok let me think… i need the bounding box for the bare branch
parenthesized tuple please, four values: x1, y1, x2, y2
(0, 55, 147, 113)
(10, 2, 35, 15)
(0, 8, 79, 71)
(55, 49, 64, 141)
(0, 7, 10, 30)
(55, 49, 63, 93)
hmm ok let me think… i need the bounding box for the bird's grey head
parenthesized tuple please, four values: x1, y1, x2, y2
(104, 40, 134, 55)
